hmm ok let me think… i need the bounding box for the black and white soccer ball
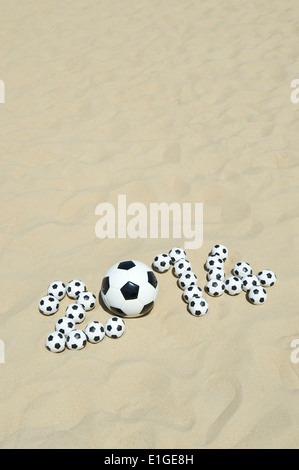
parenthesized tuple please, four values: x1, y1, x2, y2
(205, 255, 224, 271)
(39, 295, 59, 316)
(233, 262, 252, 278)
(77, 291, 96, 311)
(55, 317, 76, 336)
(100, 260, 159, 318)
(211, 244, 228, 261)
(178, 271, 198, 290)
(205, 279, 225, 297)
(183, 285, 203, 303)
(46, 331, 66, 353)
(66, 329, 87, 350)
(257, 269, 276, 287)
(207, 267, 225, 281)
(65, 303, 86, 324)
(152, 254, 172, 273)
(85, 321, 105, 344)
(225, 276, 243, 295)
(188, 297, 209, 317)
(242, 274, 260, 292)
(173, 259, 192, 278)
(168, 247, 186, 264)
(247, 286, 267, 305)
(105, 317, 125, 338)
(67, 279, 86, 299)
(48, 280, 66, 301)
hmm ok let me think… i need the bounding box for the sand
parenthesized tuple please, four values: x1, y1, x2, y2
(0, 0, 299, 449)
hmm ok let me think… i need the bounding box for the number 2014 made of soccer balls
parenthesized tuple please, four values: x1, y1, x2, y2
(100, 260, 159, 318)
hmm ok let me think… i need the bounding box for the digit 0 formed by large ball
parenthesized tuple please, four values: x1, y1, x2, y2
(100, 260, 159, 318)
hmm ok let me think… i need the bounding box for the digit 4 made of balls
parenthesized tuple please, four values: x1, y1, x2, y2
(100, 260, 159, 318)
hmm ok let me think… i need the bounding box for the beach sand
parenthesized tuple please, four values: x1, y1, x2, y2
(0, 0, 299, 449)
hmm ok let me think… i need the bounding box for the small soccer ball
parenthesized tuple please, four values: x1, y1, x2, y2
(247, 286, 267, 305)
(55, 317, 76, 336)
(211, 244, 228, 261)
(173, 259, 192, 277)
(188, 297, 209, 317)
(225, 276, 243, 295)
(207, 267, 225, 281)
(48, 281, 66, 301)
(233, 262, 252, 278)
(101, 260, 159, 318)
(66, 329, 87, 350)
(67, 279, 86, 299)
(152, 254, 172, 273)
(205, 255, 224, 271)
(65, 303, 86, 323)
(46, 331, 66, 353)
(205, 279, 225, 297)
(77, 291, 96, 311)
(183, 285, 203, 303)
(242, 274, 260, 292)
(105, 317, 125, 338)
(178, 271, 198, 290)
(257, 269, 277, 287)
(85, 321, 105, 344)
(39, 295, 59, 316)
(168, 247, 186, 264)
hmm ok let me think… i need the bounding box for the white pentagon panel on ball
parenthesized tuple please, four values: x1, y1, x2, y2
(211, 244, 228, 260)
(48, 281, 66, 301)
(247, 286, 267, 305)
(66, 329, 87, 350)
(46, 331, 66, 353)
(139, 282, 158, 305)
(127, 265, 149, 286)
(104, 287, 125, 311)
(109, 268, 129, 289)
(233, 262, 252, 278)
(242, 274, 260, 292)
(39, 295, 59, 316)
(257, 269, 276, 287)
(168, 247, 187, 264)
(122, 299, 144, 316)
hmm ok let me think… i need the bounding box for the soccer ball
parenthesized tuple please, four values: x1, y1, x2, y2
(183, 285, 203, 303)
(211, 244, 228, 261)
(242, 274, 260, 292)
(173, 259, 192, 277)
(205, 255, 224, 271)
(105, 317, 125, 338)
(257, 269, 276, 287)
(66, 329, 87, 350)
(85, 321, 105, 344)
(225, 276, 243, 295)
(178, 271, 198, 290)
(65, 303, 86, 323)
(48, 281, 66, 301)
(207, 267, 225, 281)
(168, 247, 186, 264)
(233, 262, 252, 278)
(77, 291, 96, 311)
(55, 317, 76, 336)
(67, 279, 86, 299)
(205, 279, 225, 297)
(247, 286, 267, 305)
(39, 295, 59, 316)
(100, 260, 159, 318)
(46, 331, 66, 353)
(188, 297, 209, 317)
(152, 254, 172, 273)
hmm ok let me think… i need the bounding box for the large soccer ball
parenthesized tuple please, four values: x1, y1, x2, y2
(100, 260, 159, 318)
